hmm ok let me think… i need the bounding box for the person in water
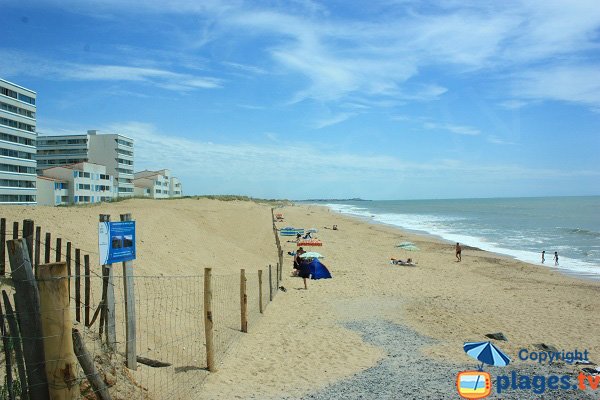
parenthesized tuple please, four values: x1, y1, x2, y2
(541, 250, 545, 264)
(554, 251, 559, 266)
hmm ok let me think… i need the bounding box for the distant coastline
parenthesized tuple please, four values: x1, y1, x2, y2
(298, 198, 371, 202)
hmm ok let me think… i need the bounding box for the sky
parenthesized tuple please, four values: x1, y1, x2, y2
(2, 0, 599, 200)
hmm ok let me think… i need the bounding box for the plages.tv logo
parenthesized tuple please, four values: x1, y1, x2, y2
(456, 370, 492, 399)
(456, 341, 511, 399)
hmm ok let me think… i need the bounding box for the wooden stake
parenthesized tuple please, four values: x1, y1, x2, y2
(75, 249, 81, 323)
(120, 213, 137, 370)
(269, 264, 273, 301)
(12, 221, 19, 240)
(72, 329, 111, 400)
(204, 268, 215, 372)
(65, 242, 71, 298)
(55, 237, 62, 262)
(0, 218, 5, 276)
(98, 214, 116, 349)
(37, 261, 79, 399)
(0, 301, 15, 400)
(84, 254, 90, 327)
(2, 291, 29, 400)
(240, 269, 248, 333)
(44, 232, 51, 264)
(23, 219, 34, 264)
(7, 238, 50, 400)
(34, 226, 41, 274)
(103, 265, 116, 351)
(258, 270, 263, 314)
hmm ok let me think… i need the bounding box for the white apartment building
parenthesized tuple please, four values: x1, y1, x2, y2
(133, 169, 183, 198)
(37, 130, 135, 197)
(0, 78, 37, 204)
(170, 177, 182, 197)
(37, 162, 117, 206)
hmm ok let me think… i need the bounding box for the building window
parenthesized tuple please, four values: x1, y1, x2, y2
(0, 117, 35, 132)
(0, 148, 34, 160)
(116, 139, 133, 147)
(0, 163, 36, 174)
(0, 194, 35, 202)
(116, 148, 133, 156)
(0, 132, 35, 146)
(0, 101, 35, 118)
(17, 93, 35, 105)
(0, 179, 35, 188)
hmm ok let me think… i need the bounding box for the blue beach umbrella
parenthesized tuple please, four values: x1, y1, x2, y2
(463, 341, 511, 393)
(464, 341, 511, 368)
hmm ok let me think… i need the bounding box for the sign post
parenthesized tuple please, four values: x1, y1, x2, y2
(120, 213, 137, 370)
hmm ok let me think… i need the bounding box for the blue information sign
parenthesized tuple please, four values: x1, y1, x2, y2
(99, 221, 136, 264)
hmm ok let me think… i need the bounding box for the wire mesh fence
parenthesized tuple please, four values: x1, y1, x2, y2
(0, 215, 283, 400)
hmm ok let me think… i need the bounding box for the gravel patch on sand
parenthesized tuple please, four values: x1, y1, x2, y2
(280, 319, 599, 400)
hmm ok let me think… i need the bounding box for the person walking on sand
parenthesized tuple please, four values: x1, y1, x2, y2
(541, 250, 545, 264)
(554, 251, 559, 266)
(297, 257, 311, 289)
(455, 243, 462, 262)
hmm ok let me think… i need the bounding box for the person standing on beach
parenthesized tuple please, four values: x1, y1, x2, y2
(554, 251, 559, 266)
(455, 243, 462, 262)
(541, 251, 545, 264)
(297, 257, 311, 289)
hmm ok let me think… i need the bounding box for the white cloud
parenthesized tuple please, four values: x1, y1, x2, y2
(0, 50, 221, 91)
(102, 121, 594, 188)
(313, 113, 354, 129)
(513, 64, 600, 110)
(487, 135, 516, 145)
(424, 122, 480, 136)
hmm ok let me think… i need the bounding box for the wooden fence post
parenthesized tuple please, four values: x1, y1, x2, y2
(240, 269, 248, 333)
(276, 262, 280, 288)
(2, 291, 29, 400)
(75, 248, 81, 323)
(65, 242, 71, 298)
(13, 221, 19, 239)
(103, 267, 116, 351)
(0, 301, 15, 400)
(23, 220, 34, 264)
(258, 270, 263, 314)
(44, 232, 51, 263)
(72, 329, 111, 400)
(204, 268, 216, 372)
(269, 264, 273, 301)
(99, 214, 116, 351)
(0, 218, 6, 276)
(0, 218, 5, 276)
(120, 213, 137, 370)
(35, 226, 41, 274)
(37, 261, 79, 399)
(7, 238, 50, 400)
(84, 254, 90, 327)
(55, 238, 62, 262)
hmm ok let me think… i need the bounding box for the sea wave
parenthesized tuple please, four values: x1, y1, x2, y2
(325, 203, 600, 278)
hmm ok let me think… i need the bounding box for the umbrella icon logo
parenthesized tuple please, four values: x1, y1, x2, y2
(456, 341, 511, 399)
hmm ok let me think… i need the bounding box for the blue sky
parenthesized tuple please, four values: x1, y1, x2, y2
(2, 0, 599, 200)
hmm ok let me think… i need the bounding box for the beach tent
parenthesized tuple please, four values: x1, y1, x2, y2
(308, 258, 332, 280)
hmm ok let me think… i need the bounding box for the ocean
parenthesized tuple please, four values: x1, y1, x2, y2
(318, 196, 600, 279)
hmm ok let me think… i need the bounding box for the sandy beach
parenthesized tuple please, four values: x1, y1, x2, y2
(2, 198, 599, 399)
